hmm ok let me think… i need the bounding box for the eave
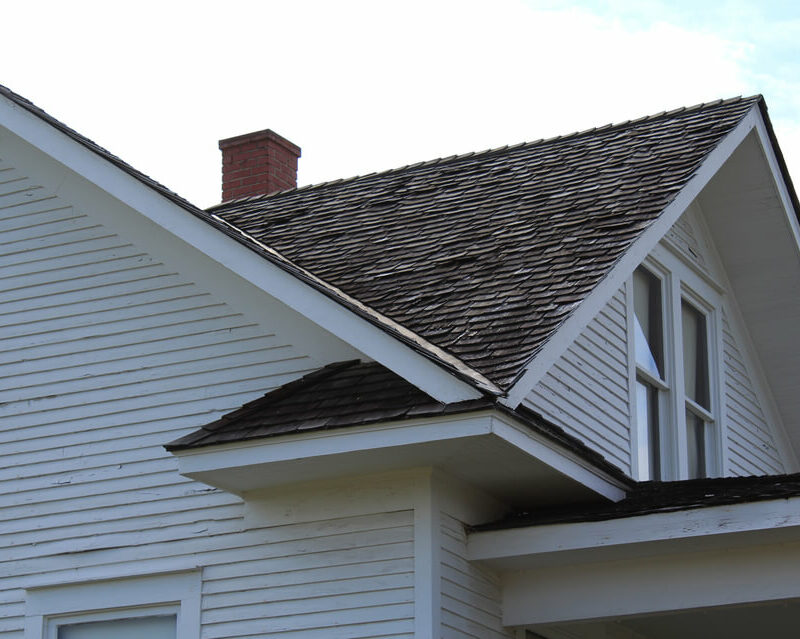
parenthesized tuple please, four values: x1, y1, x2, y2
(170, 409, 629, 505)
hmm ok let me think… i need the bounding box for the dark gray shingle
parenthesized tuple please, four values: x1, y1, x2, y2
(211, 98, 760, 388)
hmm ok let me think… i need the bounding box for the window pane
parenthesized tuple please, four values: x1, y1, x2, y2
(58, 615, 176, 639)
(686, 409, 707, 479)
(636, 379, 661, 480)
(633, 267, 664, 379)
(681, 301, 709, 410)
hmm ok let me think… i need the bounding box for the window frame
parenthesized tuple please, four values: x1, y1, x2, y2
(631, 261, 673, 481)
(24, 571, 200, 639)
(629, 245, 725, 481)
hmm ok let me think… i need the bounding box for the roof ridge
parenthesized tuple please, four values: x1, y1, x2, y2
(208, 94, 762, 211)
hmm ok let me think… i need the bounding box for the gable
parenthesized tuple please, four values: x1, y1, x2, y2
(522, 285, 631, 474)
(212, 98, 759, 391)
(521, 198, 793, 478)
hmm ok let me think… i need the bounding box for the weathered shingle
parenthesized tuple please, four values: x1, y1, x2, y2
(166, 360, 491, 450)
(211, 97, 760, 388)
(3, 85, 778, 392)
(475, 472, 800, 530)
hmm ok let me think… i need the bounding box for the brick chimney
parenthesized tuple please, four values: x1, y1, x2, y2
(218, 129, 301, 201)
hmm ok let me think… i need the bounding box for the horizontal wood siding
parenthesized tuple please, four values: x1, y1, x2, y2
(0, 163, 414, 637)
(664, 210, 709, 274)
(721, 311, 784, 476)
(523, 286, 631, 473)
(440, 514, 512, 639)
(201, 510, 414, 639)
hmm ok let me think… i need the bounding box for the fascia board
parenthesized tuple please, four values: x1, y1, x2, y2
(503, 109, 761, 408)
(0, 94, 486, 404)
(172, 410, 626, 501)
(172, 412, 496, 475)
(751, 112, 800, 250)
(468, 494, 800, 565)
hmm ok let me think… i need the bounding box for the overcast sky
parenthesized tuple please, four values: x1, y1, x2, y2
(3, 0, 800, 207)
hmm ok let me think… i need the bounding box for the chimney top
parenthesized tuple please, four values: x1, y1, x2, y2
(218, 129, 301, 202)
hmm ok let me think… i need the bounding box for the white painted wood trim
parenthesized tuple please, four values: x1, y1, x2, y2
(413, 471, 441, 639)
(501, 539, 800, 625)
(25, 571, 201, 639)
(173, 410, 627, 501)
(504, 109, 760, 407)
(173, 413, 494, 472)
(752, 111, 800, 253)
(0, 94, 487, 404)
(467, 495, 800, 563)
(625, 277, 644, 480)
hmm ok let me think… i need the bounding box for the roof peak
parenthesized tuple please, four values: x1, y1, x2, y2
(208, 95, 762, 210)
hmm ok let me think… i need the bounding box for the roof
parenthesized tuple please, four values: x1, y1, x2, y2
(165, 359, 630, 483)
(0, 83, 494, 394)
(167, 359, 489, 450)
(475, 472, 800, 530)
(211, 97, 760, 388)
(4, 85, 789, 395)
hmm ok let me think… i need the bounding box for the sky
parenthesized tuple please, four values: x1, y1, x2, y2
(2, 0, 800, 208)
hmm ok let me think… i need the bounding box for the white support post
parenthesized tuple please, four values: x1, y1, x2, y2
(413, 470, 441, 639)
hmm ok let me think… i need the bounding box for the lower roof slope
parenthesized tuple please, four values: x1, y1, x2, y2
(167, 360, 490, 450)
(476, 472, 800, 530)
(212, 97, 759, 388)
(166, 359, 629, 484)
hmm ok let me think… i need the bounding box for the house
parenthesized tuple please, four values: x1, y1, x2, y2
(2, 83, 800, 638)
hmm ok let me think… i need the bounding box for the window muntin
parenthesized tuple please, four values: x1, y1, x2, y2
(681, 299, 713, 478)
(635, 380, 662, 480)
(633, 266, 669, 480)
(681, 301, 710, 410)
(633, 267, 665, 380)
(631, 257, 719, 481)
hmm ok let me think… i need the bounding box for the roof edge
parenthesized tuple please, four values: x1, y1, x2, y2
(0, 83, 498, 402)
(501, 101, 762, 408)
(209, 96, 761, 207)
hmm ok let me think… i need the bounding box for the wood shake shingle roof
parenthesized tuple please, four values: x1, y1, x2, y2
(166, 360, 630, 484)
(1, 85, 773, 393)
(211, 97, 760, 388)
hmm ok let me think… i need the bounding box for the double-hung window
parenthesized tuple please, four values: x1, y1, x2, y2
(633, 266, 668, 480)
(631, 250, 720, 481)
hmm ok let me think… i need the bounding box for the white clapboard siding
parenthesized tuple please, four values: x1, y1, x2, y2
(664, 210, 709, 274)
(721, 312, 784, 475)
(523, 286, 631, 472)
(0, 163, 413, 637)
(200, 511, 414, 639)
(440, 514, 512, 639)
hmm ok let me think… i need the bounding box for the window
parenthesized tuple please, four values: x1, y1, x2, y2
(631, 250, 721, 481)
(24, 572, 199, 639)
(52, 609, 176, 639)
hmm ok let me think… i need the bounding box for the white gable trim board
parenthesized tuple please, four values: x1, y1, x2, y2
(468, 496, 800, 569)
(504, 107, 782, 407)
(0, 93, 487, 404)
